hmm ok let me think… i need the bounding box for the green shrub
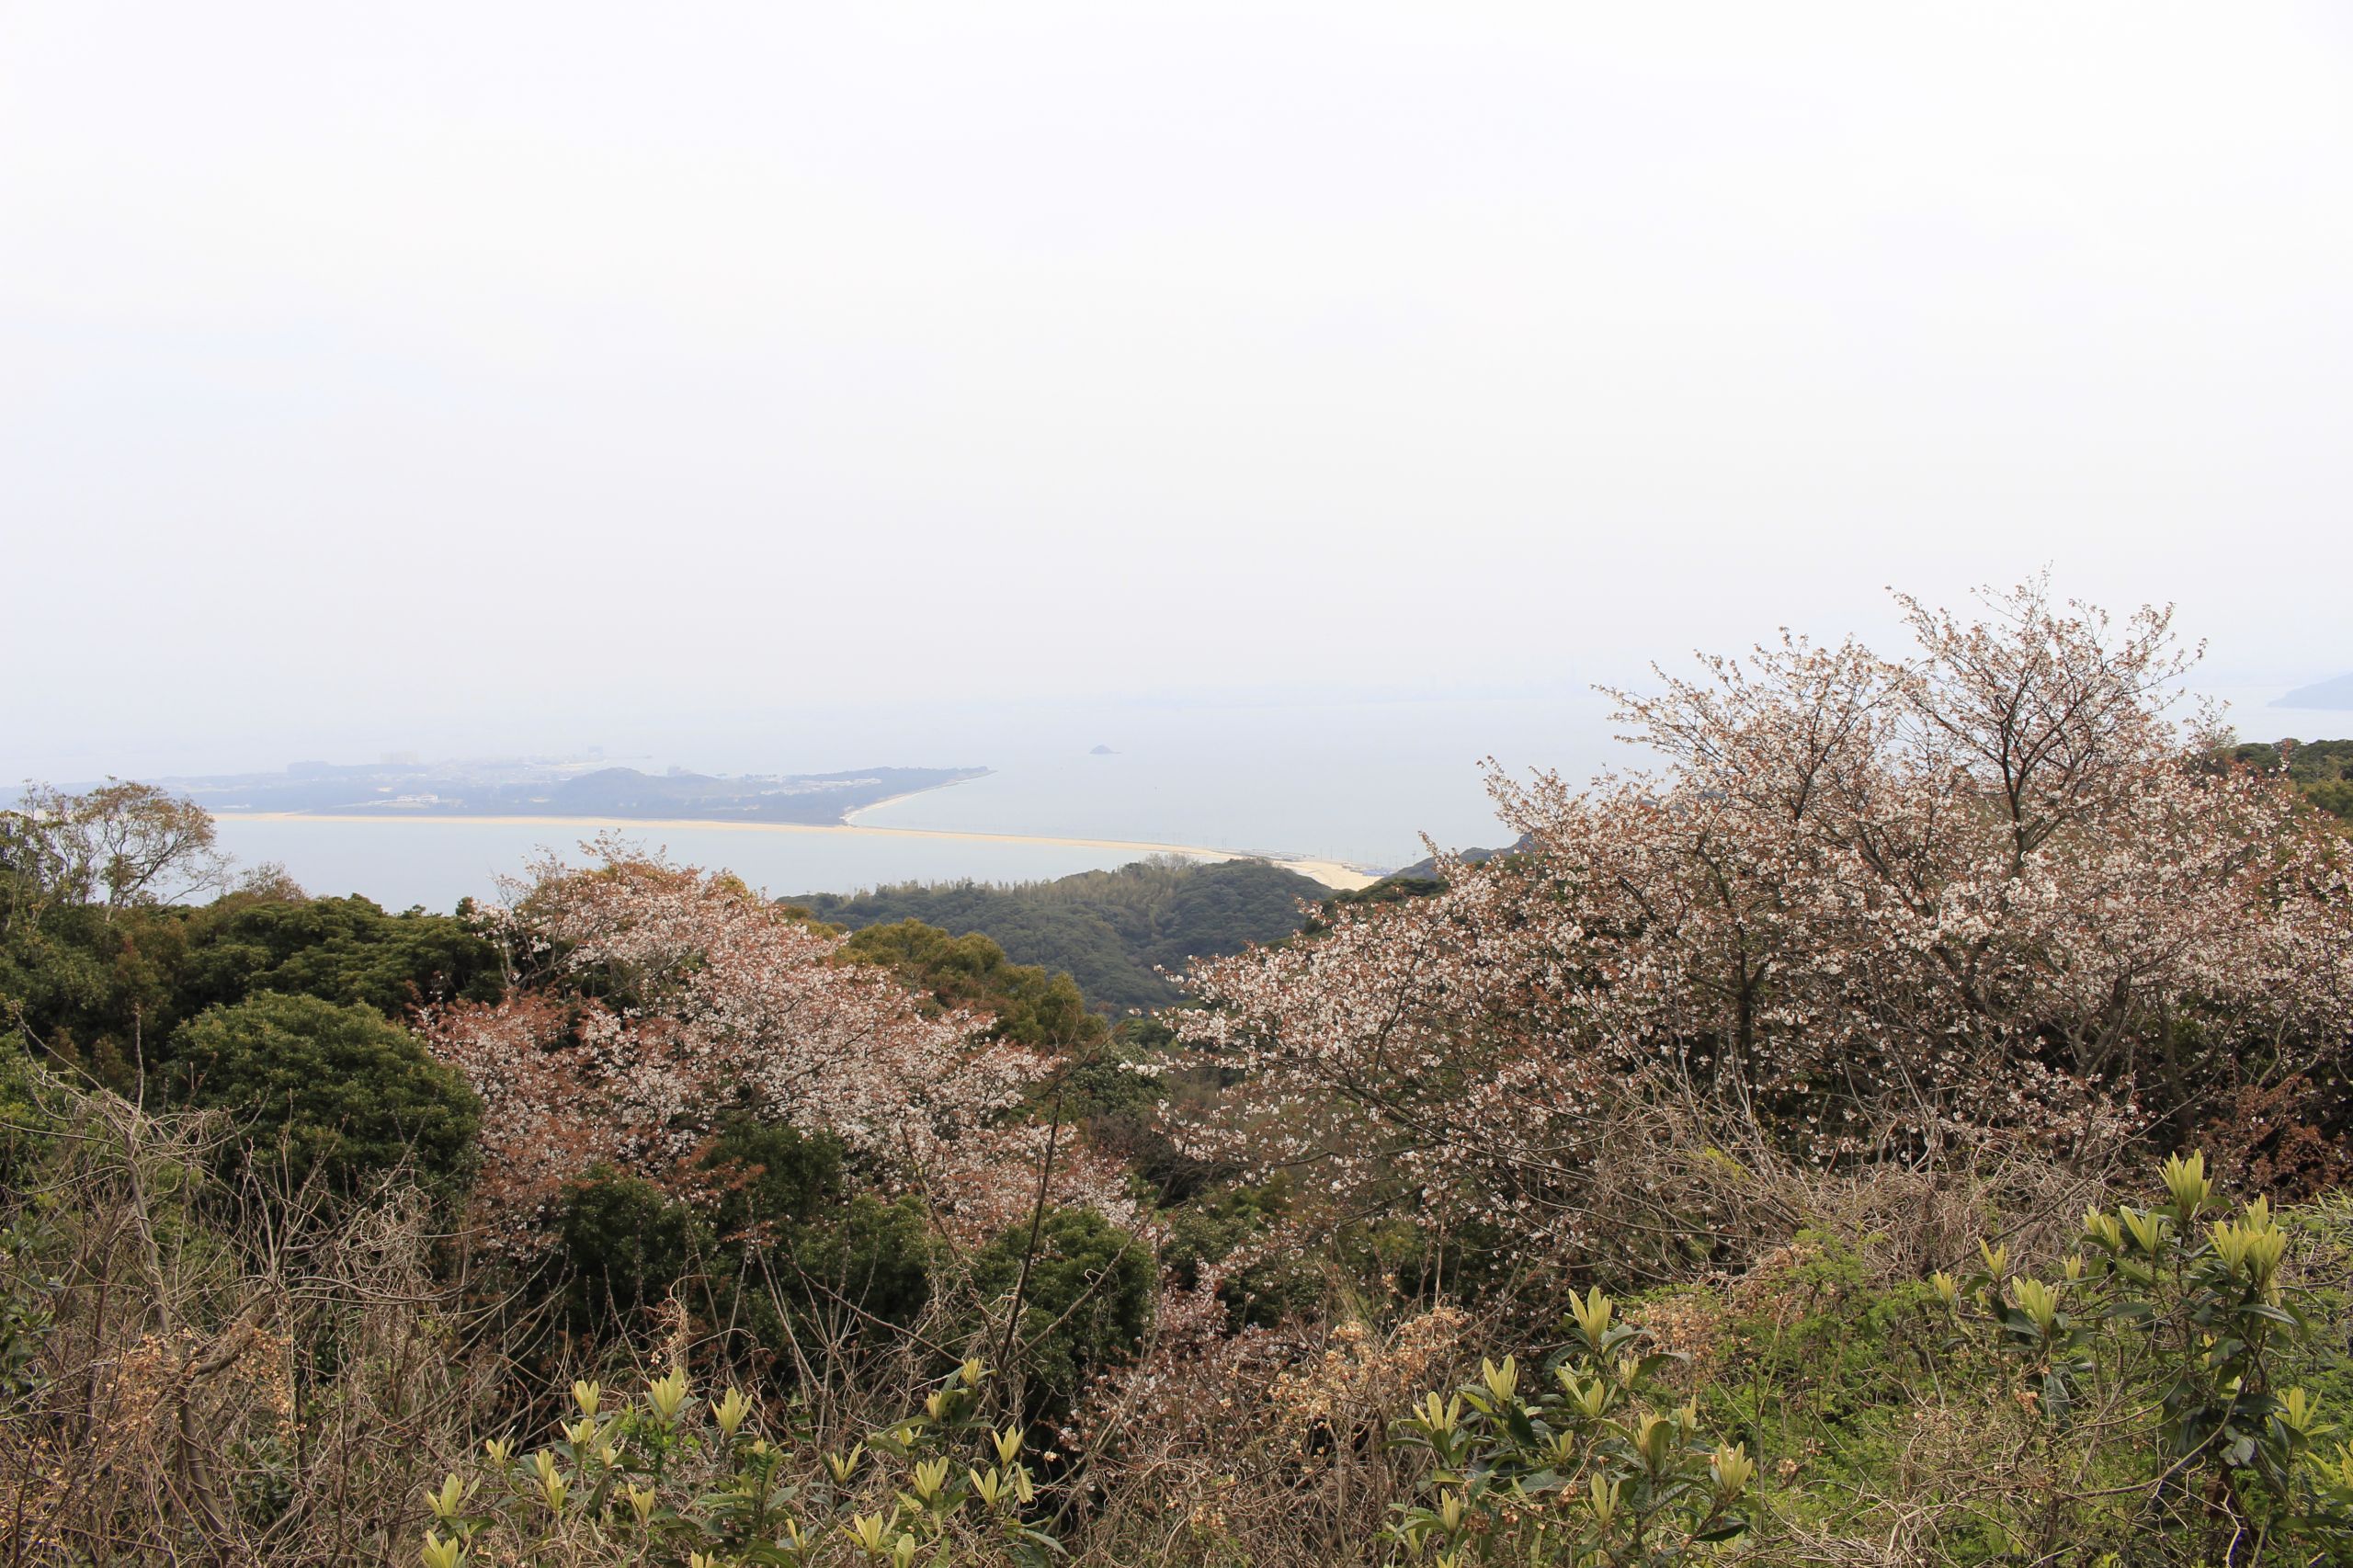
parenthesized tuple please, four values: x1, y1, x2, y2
(559, 1169, 707, 1327)
(698, 1119, 846, 1246)
(176, 892, 505, 1019)
(168, 992, 479, 1197)
(416, 1360, 1057, 1567)
(781, 1195, 938, 1333)
(1389, 1287, 1756, 1565)
(1914, 1152, 2353, 1558)
(1699, 1233, 1940, 1461)
(552, 1131, 936, 1356)
(690, 1125, 936, 1351)
(3, 894, 505, 1100)
(0, 1215, 56, 1403)
(1691, 1154, 2353, 1562)
(0, 1039, 60, 1187)
(972, 1206, 1154, 1423)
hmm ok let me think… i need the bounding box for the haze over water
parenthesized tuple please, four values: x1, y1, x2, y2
(198, 691, 1623, 909)
(8, 6, 2350, 817)
(194, 678, 2353, 913)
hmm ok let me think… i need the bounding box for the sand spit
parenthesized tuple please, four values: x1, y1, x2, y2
(210, 812, 1384, 892)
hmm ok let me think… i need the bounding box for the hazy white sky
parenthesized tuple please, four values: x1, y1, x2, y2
(5, 3, 2349, 778)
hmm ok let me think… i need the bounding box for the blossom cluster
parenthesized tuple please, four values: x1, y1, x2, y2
(423, 842, 1100, 1247)
(1169, 582, 2353, 1248)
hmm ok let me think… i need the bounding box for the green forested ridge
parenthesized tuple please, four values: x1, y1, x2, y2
(1, 885, 504, 1087)
(830, 918, 1107, 1049)
(785, 856, 1329, 1013)
(2227, 736, 2353, 821)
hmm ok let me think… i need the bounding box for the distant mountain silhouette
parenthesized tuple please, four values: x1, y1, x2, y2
(1390, 835, 1532, 881)
(154, 759, 984, 824)
(2274, 674, 2353, 710)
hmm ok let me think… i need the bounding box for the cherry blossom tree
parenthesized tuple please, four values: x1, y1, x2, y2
(1170, 581, 2353, 1254)
(423, 841, 1127, 1250)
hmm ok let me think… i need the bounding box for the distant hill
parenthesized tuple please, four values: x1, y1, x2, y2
(2274, 675, 2353, 710)
(147, 758, 986, 825)
(1389, 835, 1532, 881)
(784, 858, 1329, 1014)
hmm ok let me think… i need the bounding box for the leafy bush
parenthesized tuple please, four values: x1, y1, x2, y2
(973, 1207, 1155, 1423)
(1907, 1152, 2353, 1558)
(699, 1119, 847, 1246)
(168, 992, 479, 1196)
(557, 1133, 938, 1351)
(174, 892, 505, 1018)
(559, 1169, 708, 1326)
(0, 1040, 60, 1187)
(2, 892, 504, 1098)
(781, 1195, 939, 1335)
(417, 1361, 1061, 1567)
(1388, 1288, 1756, 1565)
(1379, 1153, 2353, 1565)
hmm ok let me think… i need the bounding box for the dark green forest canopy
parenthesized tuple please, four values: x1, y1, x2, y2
(1, 890, 503, 1083)
(832, 919, 1108, 1049)
(2222, 737, 2353, 822)
(168, 991, 479, 1196)
(783, 857, 1331, 1014)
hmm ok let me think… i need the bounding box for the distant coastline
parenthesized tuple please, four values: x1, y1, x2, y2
(841, 782, 977, 824)
(139, 760, 990, 828)
(206, 811, 1382, 891)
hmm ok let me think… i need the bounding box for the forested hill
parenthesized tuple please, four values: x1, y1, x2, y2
(1387, 834, 1532, 881)
(783, 857, 1328, 1013)
(2223, 736, 2353, 822)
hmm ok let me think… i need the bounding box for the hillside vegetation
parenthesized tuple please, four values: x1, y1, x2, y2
(7, 582, 2353, 1566)
(785, 857, 1328, 1013)
(2224, 737, 2353, 823)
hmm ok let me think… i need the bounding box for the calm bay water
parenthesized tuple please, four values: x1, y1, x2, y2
(205, 695, 1631, 910)
(847, 693, 1626, 865)
(198, 685, 2353, 914)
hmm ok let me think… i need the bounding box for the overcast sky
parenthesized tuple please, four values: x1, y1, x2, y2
(5, 3, 2349, 778)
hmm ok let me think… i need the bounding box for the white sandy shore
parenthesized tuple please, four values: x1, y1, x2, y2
(210, 812, 1384, 892)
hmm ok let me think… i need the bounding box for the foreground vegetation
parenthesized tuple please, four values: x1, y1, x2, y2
(6, 580, 2353, 1565)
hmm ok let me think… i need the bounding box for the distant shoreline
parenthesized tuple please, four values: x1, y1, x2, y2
(209, 811, 1383, 891)
(842, 784, 970, 824)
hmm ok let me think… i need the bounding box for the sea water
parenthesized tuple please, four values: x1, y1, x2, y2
(206, 816, 1192, 914)
(186, 683, 2353, 914)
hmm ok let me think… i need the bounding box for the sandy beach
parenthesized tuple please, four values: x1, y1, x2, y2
(209, 812, 1384, 891)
